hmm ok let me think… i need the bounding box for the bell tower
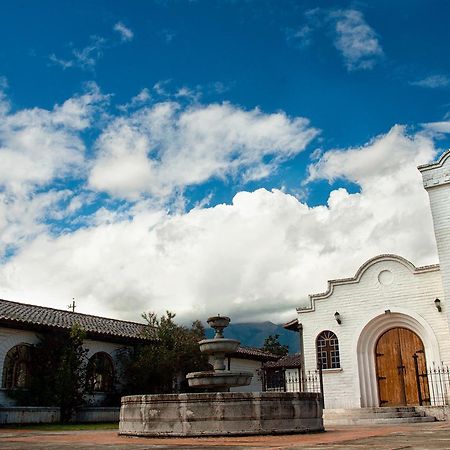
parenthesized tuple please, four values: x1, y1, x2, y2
(419, 150, 450, 323)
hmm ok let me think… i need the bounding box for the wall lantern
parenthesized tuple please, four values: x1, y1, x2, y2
(435, 298, 442, 312)
(334, 311, 342, 325)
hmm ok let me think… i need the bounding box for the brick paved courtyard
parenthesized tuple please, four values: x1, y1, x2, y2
(1, 421, 450, 449)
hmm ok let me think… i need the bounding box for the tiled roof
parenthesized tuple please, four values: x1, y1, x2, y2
(0, 299, 155, 342)
(263, 353, 302, 368)
(231, 346, 279, 361)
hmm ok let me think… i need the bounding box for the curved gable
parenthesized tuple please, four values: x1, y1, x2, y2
(418, 149, 450, 172)
(298, 254, 439, 312)
(419, 149, 450, 189)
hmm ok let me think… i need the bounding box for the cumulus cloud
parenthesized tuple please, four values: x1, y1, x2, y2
(411, 74, 450, 89)
(114, 22, 134, 42)
(89, 102, 319, 200)
(0, 125, 439, 325)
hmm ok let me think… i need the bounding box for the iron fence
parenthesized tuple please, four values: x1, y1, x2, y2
(414, 360, 450, 406)
(262, 367, 322, 395)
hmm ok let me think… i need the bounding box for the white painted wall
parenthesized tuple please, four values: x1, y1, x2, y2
(421, 150, 450, 329)
(228, 357, 264, 392)
(0, 327, 39, 406)
(0, 328, 130, 406)
(298, 256, 449, 409)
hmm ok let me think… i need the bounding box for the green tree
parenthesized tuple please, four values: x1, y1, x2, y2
(120, 311, 209, 394)
(262, 334, 289, 357)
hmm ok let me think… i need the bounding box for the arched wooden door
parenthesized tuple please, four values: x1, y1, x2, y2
(375, 327, 429, 406)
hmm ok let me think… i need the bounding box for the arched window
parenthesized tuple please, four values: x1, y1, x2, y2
(86, 352, 114, 392)
(316, 330, 340, 369)
(2, 344, 32, 389)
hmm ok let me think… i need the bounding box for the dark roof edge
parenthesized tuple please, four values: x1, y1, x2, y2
(0, 298, 150, 329)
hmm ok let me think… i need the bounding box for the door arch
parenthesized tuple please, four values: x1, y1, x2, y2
(375, 327, 428, 406)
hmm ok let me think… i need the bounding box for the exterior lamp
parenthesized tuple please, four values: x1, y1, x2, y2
(334, 311, 342, 325)
(435, 298, 442, 312)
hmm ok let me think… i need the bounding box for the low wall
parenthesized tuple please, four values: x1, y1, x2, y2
(0, 407, 120, 425)
(76, 407, 120, 422)
(0, 407, 60, 424)
(120, 391, 323, 437)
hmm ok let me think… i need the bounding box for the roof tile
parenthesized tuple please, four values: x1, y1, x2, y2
(0, 299, 155, 342)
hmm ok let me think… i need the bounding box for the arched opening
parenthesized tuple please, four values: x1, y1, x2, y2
(86, 352, 114, 392)
(2, 344, 32, 390)
(356, 311, 440, 407)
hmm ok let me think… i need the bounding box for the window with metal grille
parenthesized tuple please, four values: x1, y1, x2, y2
(86, 352, 114, 392)
(2, 344, 32, 389)
(316, 330, 340, 369)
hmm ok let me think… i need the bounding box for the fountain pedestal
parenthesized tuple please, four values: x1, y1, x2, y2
(119, 315, 323, 436)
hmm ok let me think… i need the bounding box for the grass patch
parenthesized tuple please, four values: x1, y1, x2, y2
(2, 422, 118, 431)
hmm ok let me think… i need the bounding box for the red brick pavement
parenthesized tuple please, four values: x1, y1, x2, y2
(1, 422, 449, 448)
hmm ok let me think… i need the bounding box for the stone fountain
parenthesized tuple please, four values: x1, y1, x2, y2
(119, 315, 323, 437)
(186, 315, 253, 391)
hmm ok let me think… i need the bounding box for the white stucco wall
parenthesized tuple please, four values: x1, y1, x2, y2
(298, 256, 449, 409)
(421, 150, 450, 327)
(228, 357, 264, 392)
(0, 328, 130, 407)
(0, 327, 39, 406)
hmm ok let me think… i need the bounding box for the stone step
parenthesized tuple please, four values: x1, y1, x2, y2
(323, 407, 426, 420)
(324, 415, 436, 426)
(324, 406, 417, 415)
(323, 407, 436, 426)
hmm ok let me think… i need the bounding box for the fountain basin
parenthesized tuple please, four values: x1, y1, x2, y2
(186, 370, 252, 388)
(119, 392, 323, 437)
(198, 338, 239, 354)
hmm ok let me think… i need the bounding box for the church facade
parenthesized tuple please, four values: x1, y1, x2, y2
(293, 149, 450, 409)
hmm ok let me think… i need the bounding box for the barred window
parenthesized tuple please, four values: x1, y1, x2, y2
(316, 330, 340, 369)
(86, 352, 114, 392)
(2, 344, 32, 389)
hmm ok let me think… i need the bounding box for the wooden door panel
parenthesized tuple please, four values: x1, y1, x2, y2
(398, 328, 422, 405)
(376, 327, 428, 407)
(376, 328, 405, 406)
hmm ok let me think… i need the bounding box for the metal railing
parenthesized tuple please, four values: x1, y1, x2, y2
(261, 367, 322, 395)
(414, 360, 450, 406)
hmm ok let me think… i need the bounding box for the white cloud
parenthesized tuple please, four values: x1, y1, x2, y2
(49, 36, 106, 71)
(50, 23, 133, 71)
(114, 22, 134, 42)
(423, 120, 450, 134)
(0, 125, 439, 325)
(89, 102, 319, 200)
(330, 9, 383, 71)
(287, 9, 383, 71)
(0, 85, 106, 256)
(117, 88, 151, 112)
(411, 74, 450, 89)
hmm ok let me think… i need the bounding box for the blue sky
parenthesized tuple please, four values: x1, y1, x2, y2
(0, 1, 449, 323)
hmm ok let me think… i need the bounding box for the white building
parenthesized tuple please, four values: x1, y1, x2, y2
(288, 149, 450, 409)
(0, 299, 155, 407)
(0, 298, 278, 409)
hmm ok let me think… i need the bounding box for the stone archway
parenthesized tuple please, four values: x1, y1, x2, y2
(355, 310, 440, 407)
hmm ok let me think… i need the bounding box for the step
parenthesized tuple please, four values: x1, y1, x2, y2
(323, 407, 426, 420)
(324, 415, 436, 426)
